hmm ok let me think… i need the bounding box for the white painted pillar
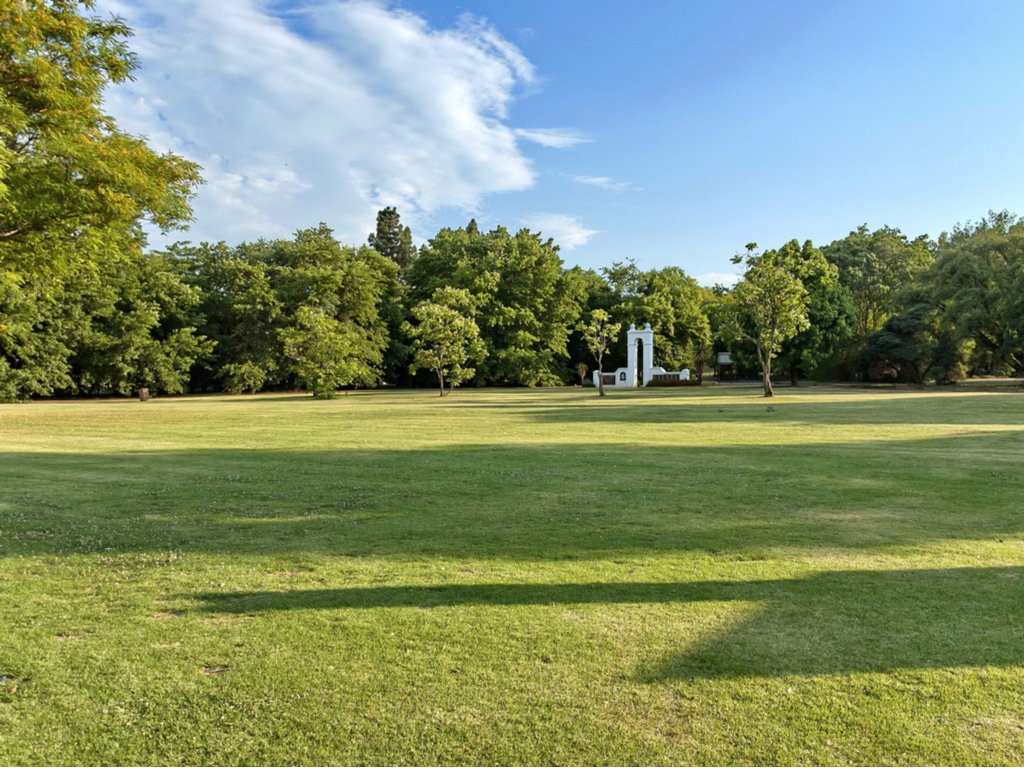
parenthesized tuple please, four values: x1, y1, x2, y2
(625, 324, 638, 387)
(625, 323, 656, 386)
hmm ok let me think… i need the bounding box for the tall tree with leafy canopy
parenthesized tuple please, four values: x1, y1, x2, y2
(823, 225, 933, 376)
(248, 224, 396, 392)
(722, 244, 810, 397)
(0, 1, 204, 400)
(368, 207, 417, 277)
(0, 0, 201, 268)
(770, 239, 855, 385)
(562, 266, 619, 377)
(929, 211, 1024, 377)
(174, 241, 284, 394)
(861, 287, 941, 383)
(65, 250, 213, 396)
(406, 287, 485, 396)
(634, 266, 713, 377)
(176, 224, 399, 395)
(407, 223, 582, 386)
(366, 207, 416, 382)
(579, 308, 619, 397)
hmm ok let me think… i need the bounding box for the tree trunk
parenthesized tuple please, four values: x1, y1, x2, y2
(759, 345, 774, 397)
(790, 363, 799, 387)
(437, 371, 446, 396)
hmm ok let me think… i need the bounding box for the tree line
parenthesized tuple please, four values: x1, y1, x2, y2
(2, 3, 1022, 400)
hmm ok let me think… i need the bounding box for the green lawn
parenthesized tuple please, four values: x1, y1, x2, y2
(1, 386, 1022, 765)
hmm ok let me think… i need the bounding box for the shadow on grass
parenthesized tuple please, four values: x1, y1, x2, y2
(1, 430, 1022, 559)
(472, 390, 1024, 427)
(191, 566, 1024, 677)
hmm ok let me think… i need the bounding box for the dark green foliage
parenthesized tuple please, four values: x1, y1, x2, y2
(860, 211, 1024, 383)
(635, 266, 713, 374)
(0, 243, 211, 400)
(65, 250, 213, 396)
(561, 266, 620, 378)
(823, 225, 933, 376)
(861, 291, 937, 383)
(367, 206, 417, 277)
(0, 270, 75, 399)
(407, 223, 583, 386)
(772, 240, 855, 384)
(929, 211, 1024, 377)
(180, 224, 399, 396)
(176, 242, 283, 393)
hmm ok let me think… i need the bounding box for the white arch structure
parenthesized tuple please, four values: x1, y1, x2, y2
(591, 322, 690, 388)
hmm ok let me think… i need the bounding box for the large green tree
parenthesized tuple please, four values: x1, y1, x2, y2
(722, 244, 810, 397)
(563, 266, 618, 379)
(634, 266, 713, 377)
(771, 240, 855, 384)
(406, 287, 485, 396)
(578, 308, 619, 397)
(65, 249, 212, 396)
(823, 225, 933, 376)
(861, 288, 940, 384)
(928, 211, 1024, 377)
(179, 225, 399, 395)
(0, 0, 204, 400)
(366, 207, 415, 383)
(368, 206, 417, 278)
(407, 223, 583, 386)
(176, 241, 284, 394)
(0, 0, 201, 268)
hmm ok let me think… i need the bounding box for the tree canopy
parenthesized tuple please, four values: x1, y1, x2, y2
(1, 4, 1020, 400)
(722, 243, 810, 397)
(0, 0, 204, 400)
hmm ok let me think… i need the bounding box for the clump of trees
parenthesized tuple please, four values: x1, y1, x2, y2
(2, 4, 1022, 401)
(0, 0, 202, 400)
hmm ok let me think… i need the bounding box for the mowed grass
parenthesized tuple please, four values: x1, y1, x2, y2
(1, 385, 1023, 765)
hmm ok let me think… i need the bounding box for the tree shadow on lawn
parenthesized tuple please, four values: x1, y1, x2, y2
(190, 566, 1024, 678)
(493, 390, 1024, 428)
(1, 431, 1022, 559)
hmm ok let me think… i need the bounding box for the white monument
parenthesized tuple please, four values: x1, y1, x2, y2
(591, 322, 693, 388)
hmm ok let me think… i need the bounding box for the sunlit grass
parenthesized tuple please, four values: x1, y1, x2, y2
(1, 386, 1023, 764)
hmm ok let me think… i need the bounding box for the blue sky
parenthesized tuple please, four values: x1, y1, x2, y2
(94, 0, 1024, 284)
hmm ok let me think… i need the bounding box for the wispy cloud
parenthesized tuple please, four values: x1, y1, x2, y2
(572, 175, 637, 191)
(94, 0, 578, 245)
(696, 272, 742, 288)
(515, 128, 591, 148)
(522, 213, 598, 250)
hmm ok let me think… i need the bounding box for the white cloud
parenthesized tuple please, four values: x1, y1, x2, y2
(522, 213, 598, 250)
(696, 272, 742, 287)
(515, 128, 591, 148)
(93, 0, 576, 245)
(572, 175, 636, 191)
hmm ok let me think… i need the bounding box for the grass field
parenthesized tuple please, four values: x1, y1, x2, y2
(1, 385, 1023, 765)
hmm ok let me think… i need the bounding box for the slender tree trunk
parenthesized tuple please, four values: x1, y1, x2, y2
(790, 363, 799, 387)
(437, 370, 446, 396)
(596, 352, 606, 397)
(758, 344, 774, 397)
